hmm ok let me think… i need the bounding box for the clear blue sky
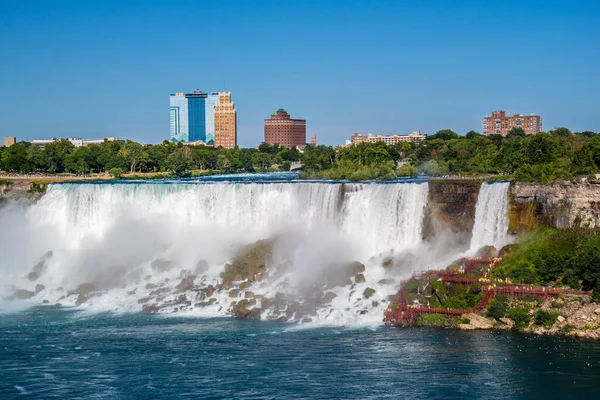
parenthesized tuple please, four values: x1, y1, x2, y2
(1, 0, 599, 146)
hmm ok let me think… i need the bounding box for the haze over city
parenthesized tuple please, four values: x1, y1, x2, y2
(1, 0, 599, 146)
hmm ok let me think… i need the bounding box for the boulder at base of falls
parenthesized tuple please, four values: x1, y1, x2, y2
(203, 285, 215, 298)
(76, 283, 96, 295)
(381, 257, 394, 270)
(347, 261, 366, 276)
(322, 291, 337, 304)
(244, 291, 255, 299)
(75, 295, 88, 306)
(239, 281, 252, 290)
(221, 239, 272, 282)
(27, 250, 53, 281)
(229, 289, 240, 298)
(175, 276, 196, 291)
(145, 283, 159, 290)
(363, 288, 376, 299)
(355, 274, 366, 284)
(277, 316, 288, 322)
(35, 284, 45, 293)
(142, 304, 159, 313)
(8, 289, 36, 300)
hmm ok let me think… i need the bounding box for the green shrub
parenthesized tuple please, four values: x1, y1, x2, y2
(507, 306, 531, 330)
(28, 182, 47, 193)
(534, 309, 559, 328)
(486, 295, 508, 319)
(421, 313, 446, 326)
(108, 167, 124, 179)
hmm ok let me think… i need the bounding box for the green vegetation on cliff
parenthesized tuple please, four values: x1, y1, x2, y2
(493, 228, 600, 300)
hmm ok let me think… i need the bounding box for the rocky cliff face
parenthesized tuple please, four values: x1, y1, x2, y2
(0, 181, 45, 205)
(422, 180, 481, 243)
(510, 180, 600, 232)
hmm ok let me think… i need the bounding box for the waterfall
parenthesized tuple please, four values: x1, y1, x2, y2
(469, 182, 510, 253)
(342, 183, 429, 254)
(2, 179, 434, 325)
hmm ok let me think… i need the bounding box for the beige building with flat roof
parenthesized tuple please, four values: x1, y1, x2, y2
(214, 92, 237, 149)
(3, 137, 16, 147)
(350, 131, 427, 145)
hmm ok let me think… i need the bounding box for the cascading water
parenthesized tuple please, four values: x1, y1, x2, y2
(0, 178, 434, 325)
(469, 181, 510, 254)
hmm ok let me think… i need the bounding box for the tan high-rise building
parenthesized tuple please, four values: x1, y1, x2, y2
(3, 137, 16, 147)
(483, 110, 542, 136)
(214, 92, 237, 148)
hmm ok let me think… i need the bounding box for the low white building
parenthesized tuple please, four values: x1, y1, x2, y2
(31, 137, 124, 147)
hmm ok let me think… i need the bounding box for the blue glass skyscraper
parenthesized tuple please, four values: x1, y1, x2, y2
(170, 89, 215, 143)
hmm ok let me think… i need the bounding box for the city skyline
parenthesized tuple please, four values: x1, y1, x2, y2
(1, 1, 599, 146)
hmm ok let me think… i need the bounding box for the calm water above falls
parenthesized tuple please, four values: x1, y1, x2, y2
(1, 307, 599, 399)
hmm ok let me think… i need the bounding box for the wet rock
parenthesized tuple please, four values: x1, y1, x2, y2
(229, 289, 239, 298)
(363, 288, 376, 299)
(239, 281, 252, 290)
(277, 316, 288, 322)
(35, 284, 45, 293)
(75, 295, 88, 306)
(378, 279, 394, 285)
(76, 283, 96, 295)
(55, 303, 62, 307)
(248, 299, 257, 306)
(221, 239, 272, 282)
(175, 275, 196, 291)
(151, 259, 172, 273)
(301, 318, 313, 323)
(261, 297, 273, 309)
(204, 285, 215, 298)
(42, 300, 49, 304)
(208, 298, 217, 305)
(245, 291, 255, 299)
(254, 272, 264, 282)
(150, 287, 170, 296)
(372, 301, 379, 307)
(27, 251, 53, 281)
(248, 308, 262, 319)
(137, 297, 151, 304)
(194, 260, 210, 275)
(355, 274, 366, 284)
(10, 289, 35, 300)
(145, 283, 159, 290)
(221, 280, 233, 290)
(348, 261, 366, 276)
(127, 289, 137, 295)
(275, 298, 287, 311)
(142, 304, 159, 313)
(359, 310, 368, 315)
(382, 257, 394, 270)
(322, 291, 337, 304)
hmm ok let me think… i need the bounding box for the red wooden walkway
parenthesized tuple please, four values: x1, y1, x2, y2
(384, 256, 587, 324)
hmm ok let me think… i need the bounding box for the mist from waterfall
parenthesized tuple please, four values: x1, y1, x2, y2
(0, 178, 456, 325)
(469, 181, 511, 254)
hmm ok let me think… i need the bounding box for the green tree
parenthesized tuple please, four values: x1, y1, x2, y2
(465, 130, 481, 140)
(166, 147, 191, 176)
(507, 127, 526, 137)
(428, 129, 459, 141)
(119, 140, 144, 173)
(398, 163, 418, 177)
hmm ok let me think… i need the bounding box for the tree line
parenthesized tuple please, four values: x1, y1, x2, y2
(1, 127, 599, 182)
(301, 127, 600, 182)
(0, 140, 301, 177)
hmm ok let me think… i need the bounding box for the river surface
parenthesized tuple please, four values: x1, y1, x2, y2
(1, 307, 599, 399)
